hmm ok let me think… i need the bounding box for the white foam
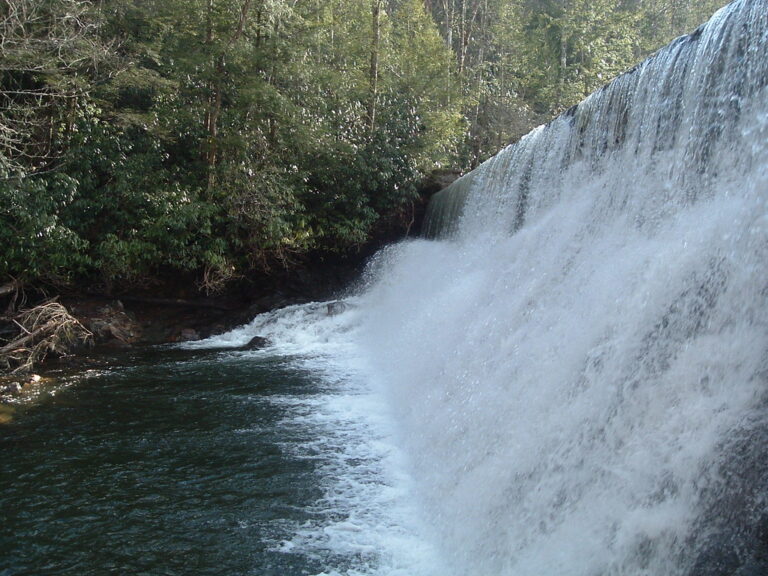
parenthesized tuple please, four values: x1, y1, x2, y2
(189, 302, 445, 576)
(354, 2, 768, 574)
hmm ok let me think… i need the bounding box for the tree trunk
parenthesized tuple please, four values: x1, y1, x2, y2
(557, 28, 568, 110)
(367, 0, 382, 133)
(443, 0, 453, 53)
(203, 0, 218, 191)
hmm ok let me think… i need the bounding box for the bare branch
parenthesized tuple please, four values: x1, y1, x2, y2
(0, 300, 92, 374)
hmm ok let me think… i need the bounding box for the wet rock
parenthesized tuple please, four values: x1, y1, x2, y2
(2, 382, 22, 394)
(684, 411, 768, 576)
(179, 328, 200, 341)
(84, 303, 141, 345)
(241, 336, 270, 350)
(326, 301, 347, 316)
(735, 560, 768, 576)
(687, 539, 741, 576)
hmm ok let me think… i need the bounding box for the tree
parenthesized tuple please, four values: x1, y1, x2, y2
(368, 0, 383, 131)
(0, 0, 106, 175)
(633, 0, 727, 54)
(0, 0, 112, 284)
(11, 0, 731, 293)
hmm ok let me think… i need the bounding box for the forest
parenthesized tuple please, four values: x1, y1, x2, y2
(1, 0, 726, 294)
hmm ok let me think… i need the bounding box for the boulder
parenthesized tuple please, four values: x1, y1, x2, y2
(84, 303, 141, 345)
(241, 336, 270, 350)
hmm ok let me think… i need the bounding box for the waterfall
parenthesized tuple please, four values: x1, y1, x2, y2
(357, 0, 768, 574)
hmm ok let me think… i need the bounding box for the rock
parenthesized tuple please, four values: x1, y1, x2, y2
(179, 328, 200, 341)
(86, 302, 140, 345)
(241, 336, 270, 350)
(687, 540, 741, 576)
(326, 301, 347, 316)
(108, 322, 132, 342)
(4, 382, 22, 394)
(735, 561, 768, 576)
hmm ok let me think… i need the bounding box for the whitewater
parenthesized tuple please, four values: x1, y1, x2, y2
(194, 0, 767, 574)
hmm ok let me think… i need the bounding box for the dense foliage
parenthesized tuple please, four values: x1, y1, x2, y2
(0, 0, 727, 292)
(431, 0, 728, 164)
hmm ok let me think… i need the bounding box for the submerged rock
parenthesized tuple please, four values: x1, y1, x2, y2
(0, 373, 51, 403)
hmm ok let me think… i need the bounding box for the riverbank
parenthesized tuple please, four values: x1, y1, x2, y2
(0, 250, 371, 403)
(0, 167, 456, 392)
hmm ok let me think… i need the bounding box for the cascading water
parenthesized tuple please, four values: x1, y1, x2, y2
(356, 0, 768, 574)
(4, 3, 764, 576)
(166, 1, 768, 573)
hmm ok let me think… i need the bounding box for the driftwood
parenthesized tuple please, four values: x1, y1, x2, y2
(0, 300, 92, 374)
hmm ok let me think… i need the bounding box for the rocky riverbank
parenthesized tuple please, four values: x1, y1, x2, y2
(0, 251, 370, 404)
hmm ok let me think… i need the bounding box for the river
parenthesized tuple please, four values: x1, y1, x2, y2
(0, 303, 441, 576)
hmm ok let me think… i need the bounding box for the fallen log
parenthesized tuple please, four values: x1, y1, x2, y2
(0, 326, 43, 355)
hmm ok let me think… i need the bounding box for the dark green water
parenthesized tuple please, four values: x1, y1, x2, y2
(0, 349, 359, 576)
